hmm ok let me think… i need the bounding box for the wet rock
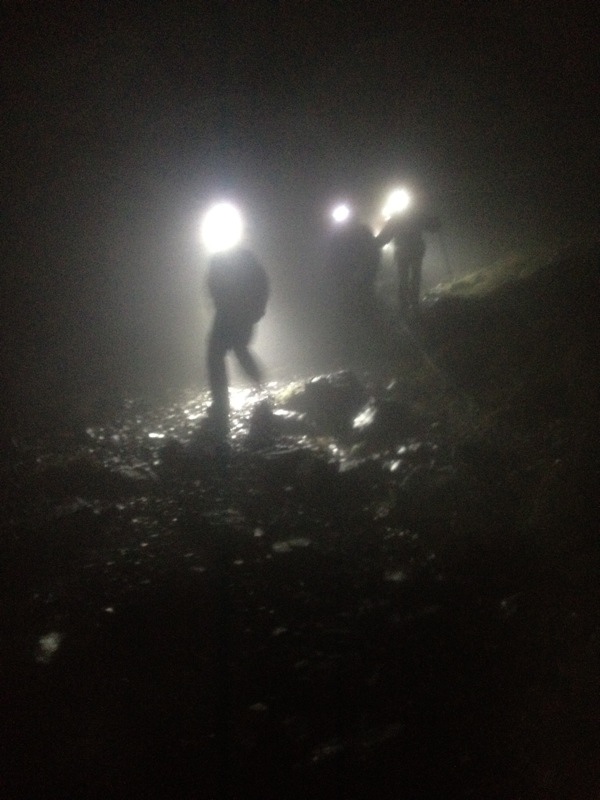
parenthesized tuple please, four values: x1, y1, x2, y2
(1, 245, 599, 800)
(246, 400, 278, 448)
(186, 421, 231, 465)
(283, 370, 368, 435)
(26, 457, 156, 505)
(351, 398, 424, 444)
(157, 437, 188, 470)
(272, 537, 311, 553)
(270, 408, 313, 436)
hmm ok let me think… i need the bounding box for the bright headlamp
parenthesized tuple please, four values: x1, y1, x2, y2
(200, 202, 244, 253)
(382, 188, 411, 220)
(331, 203, 352, 224)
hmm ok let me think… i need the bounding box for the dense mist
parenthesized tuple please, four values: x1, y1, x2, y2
(2, 1, 597, 403)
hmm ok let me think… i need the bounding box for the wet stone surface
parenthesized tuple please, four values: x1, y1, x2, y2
(1, 369, 599, 799)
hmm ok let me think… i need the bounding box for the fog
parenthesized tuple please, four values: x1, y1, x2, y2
(2, 2, 597, 405)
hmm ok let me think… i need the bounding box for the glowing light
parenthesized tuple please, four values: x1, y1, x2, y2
(331, 203, 352, 224)
(201, 202, 244, 253)
(382, 188, 411, 219)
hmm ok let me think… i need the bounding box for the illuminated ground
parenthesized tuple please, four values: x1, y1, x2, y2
(1, 245, 599, 799)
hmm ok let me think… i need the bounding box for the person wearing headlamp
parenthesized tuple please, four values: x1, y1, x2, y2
(377, 189, 440, 320)
(201, 203, 269, 432)
(326, 203, 380, 359)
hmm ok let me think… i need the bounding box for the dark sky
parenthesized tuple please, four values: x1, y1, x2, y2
(2, 1, 598, 399)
